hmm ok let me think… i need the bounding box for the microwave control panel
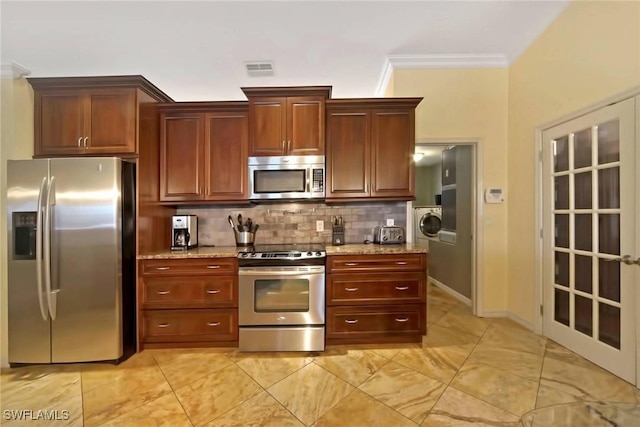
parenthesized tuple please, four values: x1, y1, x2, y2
(312, 169, 324, 192)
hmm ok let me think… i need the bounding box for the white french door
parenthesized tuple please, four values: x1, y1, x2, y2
(542, 97, 638, 383)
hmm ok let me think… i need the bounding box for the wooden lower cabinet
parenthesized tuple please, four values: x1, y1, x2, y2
(143, 309, 237, 343)
(326, 253, 427, 345)
(138, 257, 238, 349)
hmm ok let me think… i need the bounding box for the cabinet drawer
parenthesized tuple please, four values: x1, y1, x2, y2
(143, 309, 237, 342)
(327, 254, 425, 273)
(327, 272, 425, 305)
(140, 258, 237, 276)
(326, 305, 425, 337)
(143, 276, 237, 308)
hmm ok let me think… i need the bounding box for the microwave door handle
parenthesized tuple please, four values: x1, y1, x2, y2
(307, 168, 311, 193)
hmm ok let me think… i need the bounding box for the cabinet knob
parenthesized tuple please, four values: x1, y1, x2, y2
(288, 140, 291, 152)
(344, 319, 358, 324)
(157, 290, 170, 295)
(395, 261, 408, 265)
(395, 317, 409, 323)
(345, 262, 358, 266)
(156, 323, 170, 328)
(206, 289, 220, 294)
(395, 286, 409, 291)
(155, 266, 170, 271)
(83, 137, 88, 148)
(77, 137, 82, 147)
(207, 321, 221, 327)
(345, 287, 358, 292)
(207, 265, 221, 269)
(282, 140, 286, 151)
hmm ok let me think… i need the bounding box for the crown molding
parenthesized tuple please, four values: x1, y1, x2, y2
(0, 62, 31, 79)
(388, 54, 509, 69)
(374, 57, 394, 97)
(375, 53, 508, 97)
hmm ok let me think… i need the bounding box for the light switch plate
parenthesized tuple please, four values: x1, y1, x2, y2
(316, 220, 324, 232)
(386, 218, 394, 226)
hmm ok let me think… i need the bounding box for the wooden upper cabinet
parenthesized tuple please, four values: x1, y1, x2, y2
(325, 98, 422, 202)
(326, 111, 370, 199)
(242, 87, 331, 157)
(158, 102, 249, 203)
(160, 113, 205, 201)
(204, 111, 249, 201)
(29, 76, 172, 157)
(371, 110, 415, 198)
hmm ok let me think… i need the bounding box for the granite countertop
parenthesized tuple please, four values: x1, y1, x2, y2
(325, 243, 427, 255)
(138, 243, 427, 259)
(137, 246, 239, 259)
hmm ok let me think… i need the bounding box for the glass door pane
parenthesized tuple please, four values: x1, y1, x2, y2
(254, 279, 310, 312)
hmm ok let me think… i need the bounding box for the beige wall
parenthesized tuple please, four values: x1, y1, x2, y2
(0, 75, 34, 367)
(392, 68, 510, 313)
(508, 0, 640, 324)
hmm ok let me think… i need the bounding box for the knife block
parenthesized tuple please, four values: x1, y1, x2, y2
(332, 225, 345, 246)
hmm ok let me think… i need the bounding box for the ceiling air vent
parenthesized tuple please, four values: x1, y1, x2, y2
(245, 61, 274, 77)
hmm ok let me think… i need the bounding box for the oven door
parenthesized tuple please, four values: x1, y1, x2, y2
(238, 266, 325, 325)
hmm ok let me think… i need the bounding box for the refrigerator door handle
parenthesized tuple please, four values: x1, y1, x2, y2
(36, 177, 49, 321)
(44, 176, 58, 320)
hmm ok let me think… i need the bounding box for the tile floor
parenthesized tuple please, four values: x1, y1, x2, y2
(2, 284, 639, 426)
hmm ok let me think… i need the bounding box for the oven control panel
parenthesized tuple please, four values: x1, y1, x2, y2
(238, 250, 326, 260)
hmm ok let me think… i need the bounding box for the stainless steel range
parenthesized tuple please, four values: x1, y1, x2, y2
(238, 244, 326, 352)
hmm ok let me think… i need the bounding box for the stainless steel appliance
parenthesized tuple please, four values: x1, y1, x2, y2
(7, 158, 136, 365)
(171, 215, 198, 250)
(373, 226, 405, 244)
(248, 155, 325, 200)
(237, 244, 326, 351)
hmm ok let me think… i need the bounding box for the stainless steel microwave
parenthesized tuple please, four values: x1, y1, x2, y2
(248, 155, 325, 200)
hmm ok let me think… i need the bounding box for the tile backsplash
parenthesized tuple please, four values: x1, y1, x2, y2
(178, 202, 406, 246)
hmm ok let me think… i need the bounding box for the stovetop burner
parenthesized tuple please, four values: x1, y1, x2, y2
(237, 243, 326, 263)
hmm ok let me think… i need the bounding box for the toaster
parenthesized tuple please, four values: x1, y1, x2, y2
(373, 226, 405, 244)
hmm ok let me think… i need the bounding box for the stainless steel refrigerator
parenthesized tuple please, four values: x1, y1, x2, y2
(7, 157, 136, 365)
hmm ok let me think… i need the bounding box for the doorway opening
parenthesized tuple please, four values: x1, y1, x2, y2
(409, 139, 482, 316)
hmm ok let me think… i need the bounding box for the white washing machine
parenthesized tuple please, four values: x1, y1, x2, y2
(414, 206, 442, 248)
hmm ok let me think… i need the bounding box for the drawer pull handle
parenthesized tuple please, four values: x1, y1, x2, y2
(395, 317, 409, 323)
(157, 323, 170, 328)
(395, 261, 408, 265)
(395, 286, 409, 291)
(206, 289, 220, 294)
(207, 322, 221, 327)
(155, 267, 170, 271)
(157, 290, 170, 295)
(207, 265, 221, 269)
(345, 262, 358, 266)
(344, 319, 358, 324)
(345, 287, 359, 292)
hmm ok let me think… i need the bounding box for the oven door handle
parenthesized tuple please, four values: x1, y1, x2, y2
(239, 267, 325, 276)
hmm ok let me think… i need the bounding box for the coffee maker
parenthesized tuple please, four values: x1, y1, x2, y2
(171, 215, 198, 251)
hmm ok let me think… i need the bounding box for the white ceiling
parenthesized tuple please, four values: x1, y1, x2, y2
(1, 1, 569, 101)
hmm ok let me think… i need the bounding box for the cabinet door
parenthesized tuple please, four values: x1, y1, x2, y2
(441, 146, 457, 186)
(326, 111, 370, 199)
(159, 113, 205, 201)
(371, 110, 414, 199)
(85, 89, 136, 154)
(204, 111, 249, 201)
(248, 97, 286, 156)
(287, 96, 324, 155)
(35, 90, 85, 156)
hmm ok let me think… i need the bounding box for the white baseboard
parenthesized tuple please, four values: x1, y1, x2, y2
(481, 310, 535, 331)
(428, 276, 471, 306)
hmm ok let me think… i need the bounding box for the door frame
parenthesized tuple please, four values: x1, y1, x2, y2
(409, 138, 482, 316)
(534, 86, 640, 340)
